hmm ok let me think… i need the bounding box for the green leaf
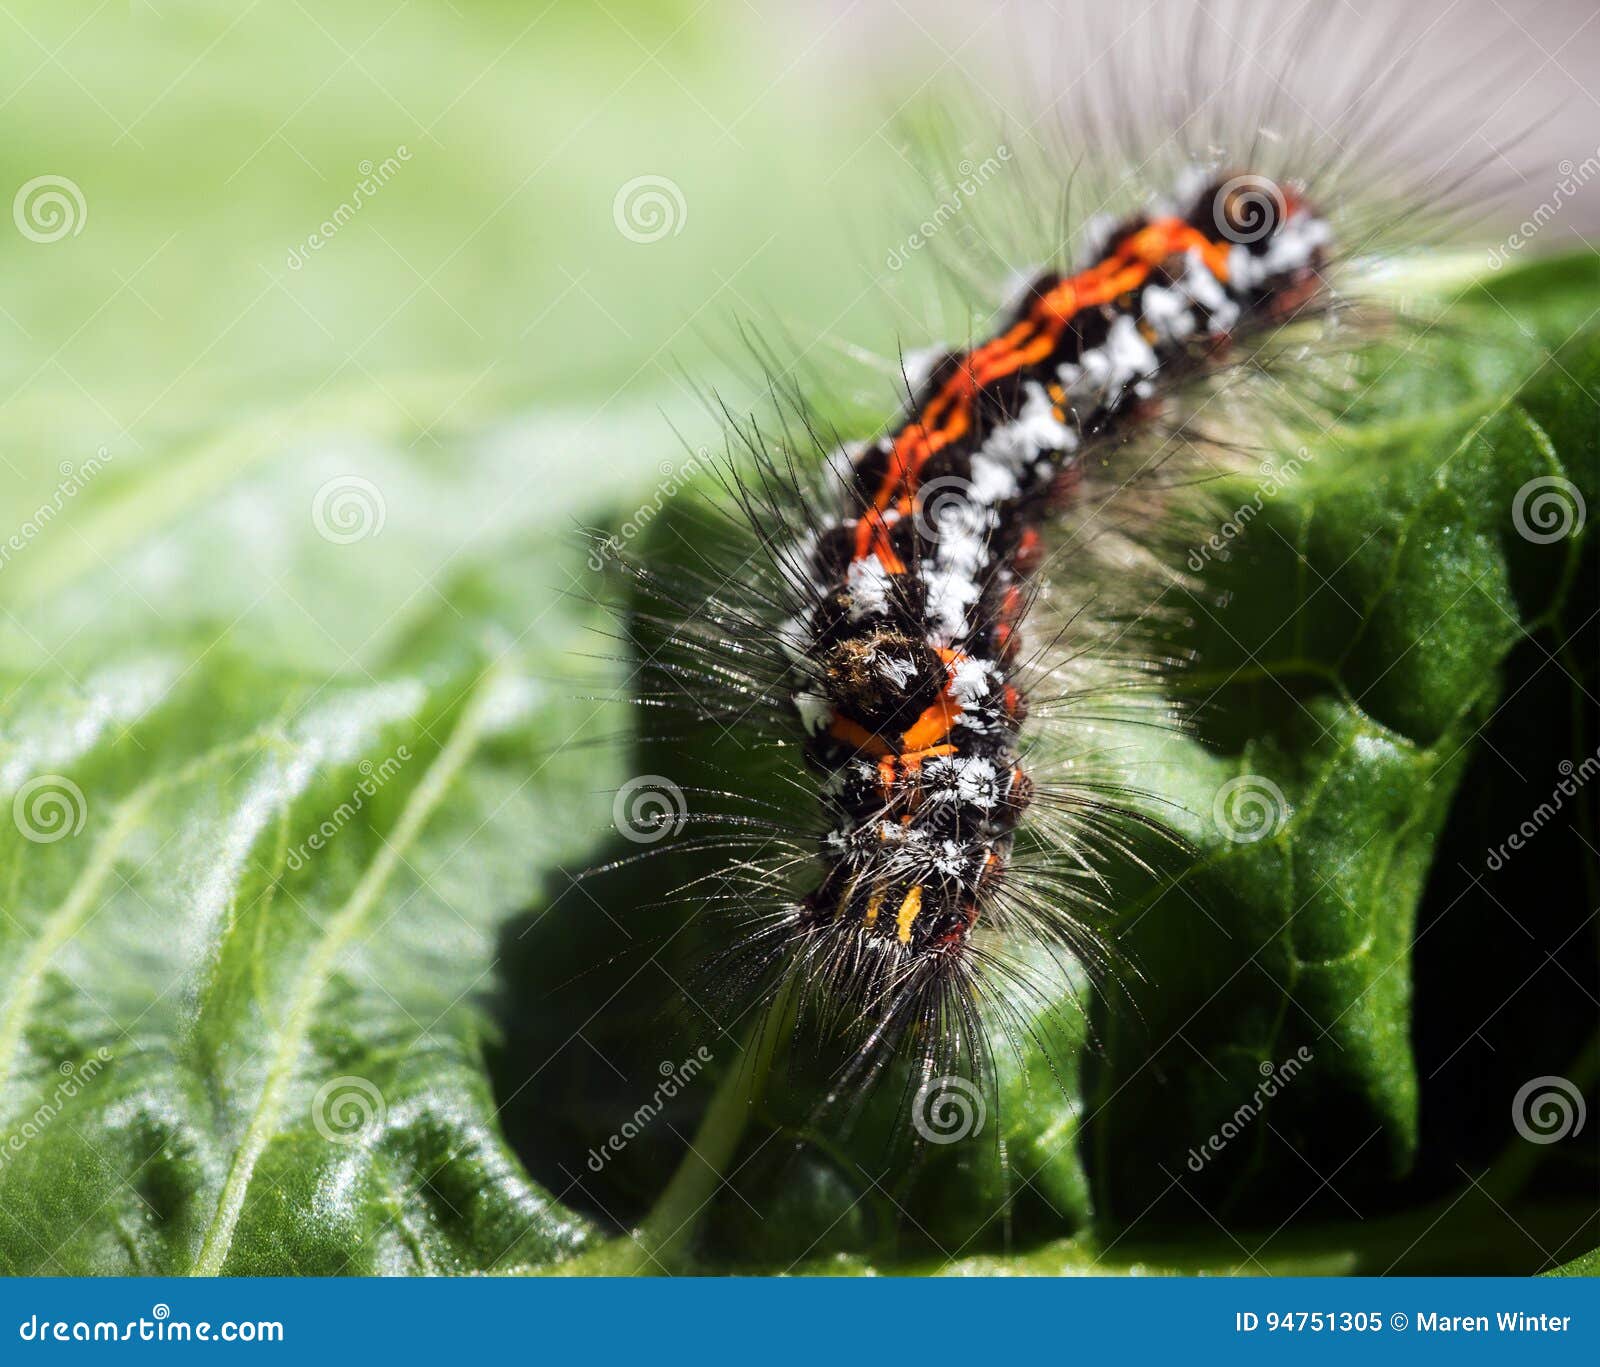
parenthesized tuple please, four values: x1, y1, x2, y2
(0, 384, 679, 1271)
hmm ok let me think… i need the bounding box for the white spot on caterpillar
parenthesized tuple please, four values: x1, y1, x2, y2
(924, 754, 1000, 809)
(932, 489, 995, 532)
(794, 691, 833, 734)
(932, 839, 968, 877)
(1180, 248, 1239, 332)
(977, 380, 1076, 472)
(1142, 281, 1197, 341)
(1228, 211, 1330, 290)
(846, 558, 894, 620)
(968, 452, 1019, 504)
(949, 655, 998, 705)
(934, 514, 994, 580)
(1227, 243, 1260, 290)
(1075, 314, 1160, 405)
(921, 567, 981, 639)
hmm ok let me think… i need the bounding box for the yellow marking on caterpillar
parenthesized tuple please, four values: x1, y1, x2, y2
(895, 885, 923, 944)
(863, 885, 886, 929)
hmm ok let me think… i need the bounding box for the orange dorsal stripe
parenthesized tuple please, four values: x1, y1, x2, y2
(847, 217, 1234, 570)
(899, 688, 960, 752)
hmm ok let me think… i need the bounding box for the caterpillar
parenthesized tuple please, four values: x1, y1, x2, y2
(729, 175, 1325, 1076)
(610, 173, 1330, 1107)
(603, 3, 1500, 1125)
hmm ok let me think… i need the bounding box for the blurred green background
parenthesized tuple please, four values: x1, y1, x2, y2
(0, 0, 958, 675)
(1, 0, 907, 402)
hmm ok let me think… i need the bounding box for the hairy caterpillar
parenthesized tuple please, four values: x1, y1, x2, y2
(600, 4, 1502, 1127)
(738, 176, 1322, 1073)
(803, 183, 1318, 946)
